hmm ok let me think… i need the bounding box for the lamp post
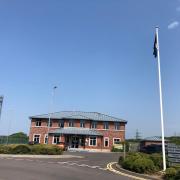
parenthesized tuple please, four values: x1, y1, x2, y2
(47, 86, 57, 144)
(6, 108, 13, 145)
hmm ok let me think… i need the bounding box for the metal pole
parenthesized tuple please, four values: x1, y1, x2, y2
(156, 27, 166, 171)
(0, 96, 4, 122)
(6, 109, 12, 145)
(123, 141, 126, 160)
(47, 86, 57, 144)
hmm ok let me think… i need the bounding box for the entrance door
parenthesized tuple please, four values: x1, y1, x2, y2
(71, 136, 79, 148)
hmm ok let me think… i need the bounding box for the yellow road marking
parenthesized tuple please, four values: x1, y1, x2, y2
(107, 162, 150, 180)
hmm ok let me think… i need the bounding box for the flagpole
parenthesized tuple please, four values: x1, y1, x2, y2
(156, 27, 166, 171)
(47, 86, 57, 144)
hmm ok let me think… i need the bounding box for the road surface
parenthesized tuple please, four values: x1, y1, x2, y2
(0, 152, 131, 180)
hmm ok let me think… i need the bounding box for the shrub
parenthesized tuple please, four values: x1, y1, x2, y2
(164, 167, 177, 179)
(149, 153, 163, 170)
(0, 144, 63, 155)
(174, 170, 180, 180)
(121, 152, 157, 174)
(0, 145, 14, 154)
(31, 144, 63, 155)
(132, 158, 155, 173)
(11, 145, 31, 154)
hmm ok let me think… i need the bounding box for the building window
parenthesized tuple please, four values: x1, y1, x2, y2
(69, 120, 74, 127)
(103, 122, 109, 129)
(113, 138, 121, 145)
(36, 120, 41, 127)
(53, 135, 60, 144)
(80, 120, 85, 128)
(91, 121, 97, 129)
(59, 121, 64, 128)
(104, 137, 109, 147)
(44, 134, 48, 144)
(33, 134, 40, 143)
(114, 122, 120, 130)
(47, 121, 52, 127)
(89, 137, 97, 146)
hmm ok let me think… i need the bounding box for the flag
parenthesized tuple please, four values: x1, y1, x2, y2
(153, 33, 158, 58)
(0, 96, 3, 118)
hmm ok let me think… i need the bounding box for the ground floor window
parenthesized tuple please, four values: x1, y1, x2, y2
(113, 138, 121, 145)
(44, 134, 48, 144)
(33, 134, 40, 143)
(104, 137, 109, 147)
(53, 135, 60, 144)
(89, 137, 97, 146)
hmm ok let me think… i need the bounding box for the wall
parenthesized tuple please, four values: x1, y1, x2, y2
(29, 118, 126, 150)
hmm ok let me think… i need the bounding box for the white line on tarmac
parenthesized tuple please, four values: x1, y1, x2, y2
(57, 162, 69, 164)
(25, 159, 33, 161)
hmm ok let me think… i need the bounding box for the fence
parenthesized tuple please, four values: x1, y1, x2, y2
(0, 136, 28, 144)
(167, 143, 180, 166)
(128, 142, 140, 152)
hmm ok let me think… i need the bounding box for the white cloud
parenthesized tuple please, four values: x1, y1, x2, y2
(168, 21, 179, 29)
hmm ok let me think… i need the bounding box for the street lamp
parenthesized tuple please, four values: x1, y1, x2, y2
(47, 86, 57, 144)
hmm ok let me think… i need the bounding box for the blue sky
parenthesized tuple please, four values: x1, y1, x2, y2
(0, 0, 180, 138)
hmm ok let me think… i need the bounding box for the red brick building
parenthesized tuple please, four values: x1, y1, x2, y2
(29, 111, 127, 151)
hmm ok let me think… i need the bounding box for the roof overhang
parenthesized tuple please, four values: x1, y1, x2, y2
(49, 127, 103, 136)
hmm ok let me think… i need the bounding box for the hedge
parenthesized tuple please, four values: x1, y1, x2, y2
(0, 144, 63, 155)
(164, 167, 177, 179)
(120, 152, 162, 174)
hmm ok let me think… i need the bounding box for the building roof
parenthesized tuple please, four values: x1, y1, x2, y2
(49, 127, 103, 136)
(30, 111, 127, 123)
(142, 136, 168, 142)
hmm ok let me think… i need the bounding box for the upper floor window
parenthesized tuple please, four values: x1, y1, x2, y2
(114, 122, 120, 130)
(69, 120, 74, 127)
(59, 120, 64, 128)
(36, 120, 41, 127)
(91, 121, 97, 129)
(80, 120, 85, 128)
(33, 134, 40, 143)
(103, 122, 109, 130)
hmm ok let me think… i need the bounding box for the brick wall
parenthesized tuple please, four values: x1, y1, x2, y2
(29, 118, 126, 150)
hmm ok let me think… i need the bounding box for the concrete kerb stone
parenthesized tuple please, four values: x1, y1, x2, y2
(115, 164, 162, 180)
(107, 162, 162, 180)
(0, 154, 84, 159)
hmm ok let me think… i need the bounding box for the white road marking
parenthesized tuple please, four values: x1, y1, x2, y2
(14, 159, 23, 161)
(26, 159, 33, 161)
(1, 157, 107, 171)
(57, 162, 69, 164)
(6, 158, 13, 160)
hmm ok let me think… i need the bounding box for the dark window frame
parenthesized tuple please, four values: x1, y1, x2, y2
(89, 136, 97, 146)
(103, 122, 109, 130)
(35, 120, 41, 127)
(91, 121, 97, 129)
(80, 120, 85, 128)
(69, 120, 74, 127)
(114, 122, 120, 130)
(59, 120, 64, 128)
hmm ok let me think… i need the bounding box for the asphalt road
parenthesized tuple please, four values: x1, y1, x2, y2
(0, 152, 131, 180)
